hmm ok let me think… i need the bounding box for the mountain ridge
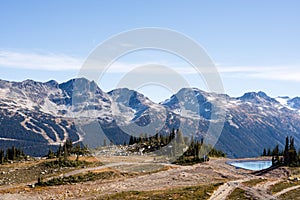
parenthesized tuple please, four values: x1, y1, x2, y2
(0, 77, 300, 158)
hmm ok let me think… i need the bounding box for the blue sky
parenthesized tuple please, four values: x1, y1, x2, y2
(0, 1, 300, 102)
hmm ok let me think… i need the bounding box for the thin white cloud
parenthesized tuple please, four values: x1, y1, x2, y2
(0, 50, 83, 71)
(1, 50, 299, 82)
(217, 65, 300, 82)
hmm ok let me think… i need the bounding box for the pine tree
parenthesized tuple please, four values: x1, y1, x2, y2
(57, 144, 63, 163)
(272, 144, 280, 165)
(155, 132, 159, 143)
(12, 146, 16, 160)
(129, 135, 134, 145)
(289, 136, 297, 165)
(63, 144, 68, 162)
(56, 145, 62, 158)
(200, 137, 204, 145)
(272, 144, 279, 156)
(263, 148, 267, 156)
(284, 136, 290, 165)
(47, 149, 55, 159)
(267, 148, 271, 156)
(65, 139, 73, 153)
(0, 150, 4, 164)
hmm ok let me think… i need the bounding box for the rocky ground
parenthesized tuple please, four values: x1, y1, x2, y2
(0, 152, 299, 200)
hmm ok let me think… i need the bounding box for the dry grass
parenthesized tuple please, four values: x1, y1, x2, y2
(36, 170, 119, 187)
(226, 188, 253, 200)
(290, 167, 300, 177)
(98, 183, 223, 200)
(0, 156, 102, 186)
(279, 187, 300, 200)
(242, 178, 267, 187)
(270, 180, 300, 194)
(68, 156, 100, 163)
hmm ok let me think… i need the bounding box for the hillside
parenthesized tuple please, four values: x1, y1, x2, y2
(0, 78, 300, 157)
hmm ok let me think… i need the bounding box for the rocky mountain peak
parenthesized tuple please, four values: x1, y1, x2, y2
(238, 91, 278, 104)
(288, 97, 300, 109)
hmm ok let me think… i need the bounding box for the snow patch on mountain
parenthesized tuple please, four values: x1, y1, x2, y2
(275, 96, 296, 111)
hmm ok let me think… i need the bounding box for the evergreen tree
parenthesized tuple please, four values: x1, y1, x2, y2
(63, 144, 68, 162)
(262, 148, 267, 156)
(169, 129, 175, 143)
(73, 144, 81, 155)
(1, 146, 25, 162)
(0, 150, 4, 164)
(65, 139, 73, 153)
(289, 136, 297, 165)
(266, 136, 299, 167)
(272, 145, 280, 165)
(47, 149, 55, 159)
(11, 146, 16, 160)
(155, 132, 159, 143)
(272, 144, 279, 156)
(284, 136, 290, 165)
(56, 145, 62, 158)
(129, 136, 133, 145)
(267, 148, 271, 156)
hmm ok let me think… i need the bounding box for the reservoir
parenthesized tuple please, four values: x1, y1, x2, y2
(227, 160, 272, 171)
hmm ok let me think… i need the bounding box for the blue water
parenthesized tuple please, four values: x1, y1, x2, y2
(228, 160, 272, 171)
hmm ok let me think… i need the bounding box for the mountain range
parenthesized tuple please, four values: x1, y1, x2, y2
(0, 78, 299, 158)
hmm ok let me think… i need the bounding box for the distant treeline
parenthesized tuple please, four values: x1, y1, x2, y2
(128, 129, 180, 150)
(262, 136, 300, 167)
(174, 136, 226, 165)
(128, 129, 225, 165)
(0, 146, 26, 164)
(45, 139, 90, 168)
(47, 139, 89, 160)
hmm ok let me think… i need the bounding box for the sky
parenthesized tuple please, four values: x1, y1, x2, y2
(0, 0, 300, 102)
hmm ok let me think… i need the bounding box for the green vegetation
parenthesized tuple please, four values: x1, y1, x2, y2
(0, 146, 26, 164)
(290, 167, 300, 177)
(262, 136, 300, 167)
(242, 178, 267, 187)
(47, 139, 89, 160)
(36, 171, 118, 187)
(45, 139, 90, 168)
(35, 139, 99, 185)
(282, 136, 299, 167)
(173, 137, 225, 165)
(279, 187, 300, 200)
(128, 129, 190, 161)
(128, 129, 180, 153)
(43, 159, 89, 168)
(226, 188, 253, 200)
(99, 182, 223, 200)
(270, 180, 300, 194)
(128, 129, 225, 165)
(0, 155, 102, 186)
